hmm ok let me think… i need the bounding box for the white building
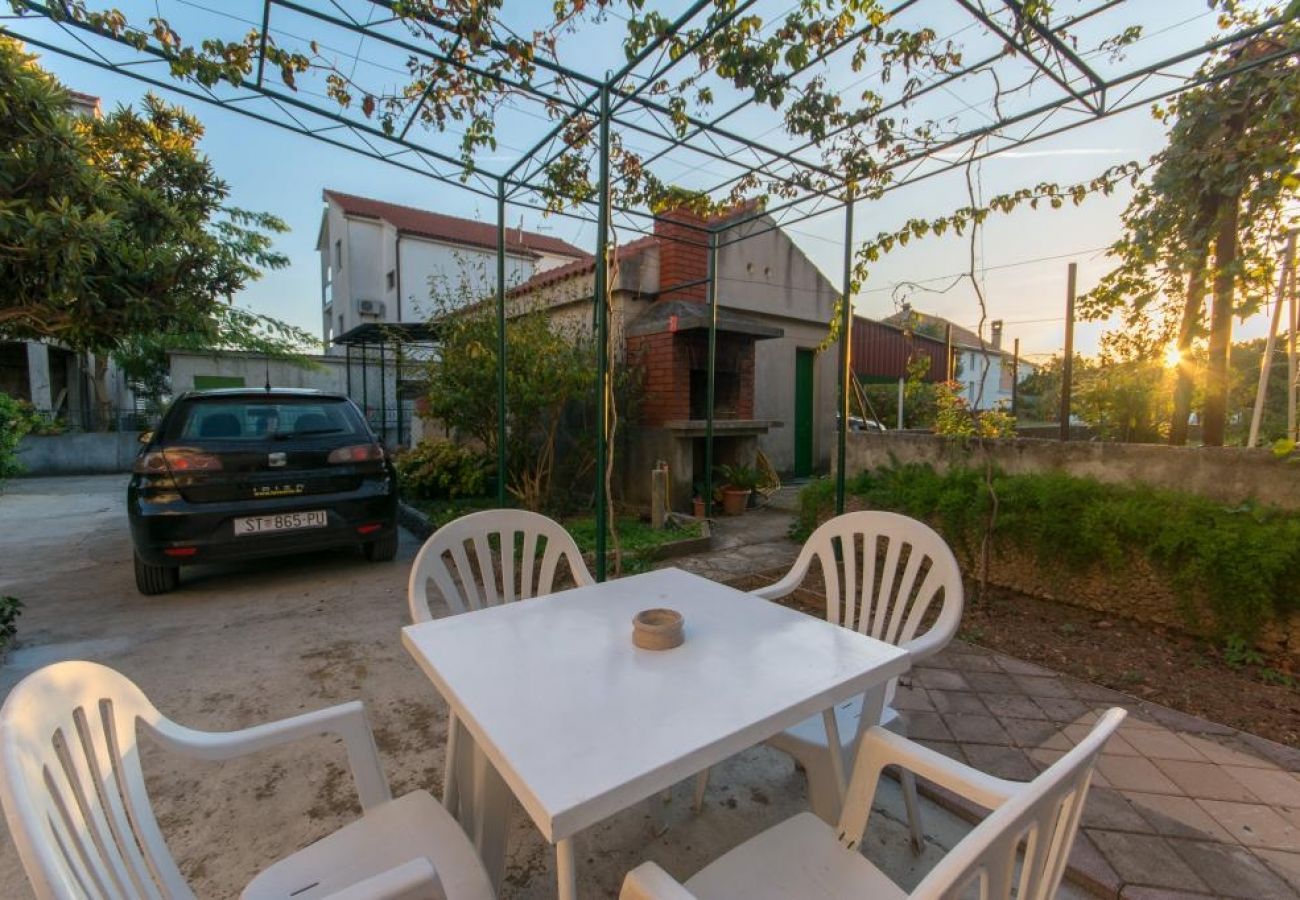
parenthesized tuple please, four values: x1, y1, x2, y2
(317, 190, 587, 345)
(881, 309, 1028, 410)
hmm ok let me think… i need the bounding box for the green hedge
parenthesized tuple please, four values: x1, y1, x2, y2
(796, 464, 1300, 641)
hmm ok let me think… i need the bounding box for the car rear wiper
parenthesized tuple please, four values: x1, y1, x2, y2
(271, 428, 344, 439)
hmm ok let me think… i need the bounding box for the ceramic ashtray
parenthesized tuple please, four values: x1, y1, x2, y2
(632, 608, 684, 650)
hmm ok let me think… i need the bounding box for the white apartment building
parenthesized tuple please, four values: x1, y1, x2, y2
(317, 190, 587, 345)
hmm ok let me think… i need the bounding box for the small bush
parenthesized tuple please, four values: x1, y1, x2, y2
(395, 440, 492, 501)
(0, 393, 34, 486)
(0, 595, 22, 653)
(796, 463, 1300, 642)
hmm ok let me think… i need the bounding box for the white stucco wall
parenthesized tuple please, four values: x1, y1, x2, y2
(958, 347, 1009, 410)
(716, 215, 838, 472)
(168, 351, 348, 394)
(400, 236, 534, 321)
(716, 215, 837, 324)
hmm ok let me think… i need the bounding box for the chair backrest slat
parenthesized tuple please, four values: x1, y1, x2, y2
(1, 662, 196, 900)
(913, 708, 1125, 900)
(408, 509, 595, 622)
(771, 512, 963, 661)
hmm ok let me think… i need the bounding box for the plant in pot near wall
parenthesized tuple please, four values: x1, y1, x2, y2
(716, 463, 760, 516)
(691, 482, 708, 518)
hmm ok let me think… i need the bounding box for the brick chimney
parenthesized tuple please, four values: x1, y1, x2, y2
(654, 209, 710, 302)
(990, 319, 1003, 350)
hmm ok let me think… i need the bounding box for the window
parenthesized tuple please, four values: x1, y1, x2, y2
(337, 314, 345, 337)
(169, 397, 367, 441)
(334, 239, 342, 271)
(386, 269, 396, 291)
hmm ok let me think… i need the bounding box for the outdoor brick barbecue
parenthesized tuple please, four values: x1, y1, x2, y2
(623, 211, 782, 512)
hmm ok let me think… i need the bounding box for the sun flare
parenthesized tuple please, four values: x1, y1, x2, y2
(1163, 344, 1182, 368)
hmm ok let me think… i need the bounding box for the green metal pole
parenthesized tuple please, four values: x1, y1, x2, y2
(594, 82, 611, 581)
(836, 189, 855, 516)
(704, 230, 719, 518)
(495, 178, 507, 507)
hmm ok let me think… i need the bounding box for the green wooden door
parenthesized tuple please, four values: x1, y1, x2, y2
(794, 349, 814, 477)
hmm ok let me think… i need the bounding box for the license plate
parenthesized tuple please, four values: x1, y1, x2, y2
(234, 511, 328, 536)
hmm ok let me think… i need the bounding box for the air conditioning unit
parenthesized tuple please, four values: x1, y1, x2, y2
(358, 299, 386, 317)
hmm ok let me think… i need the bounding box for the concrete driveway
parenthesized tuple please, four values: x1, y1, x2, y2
(0, 475, 985, 899)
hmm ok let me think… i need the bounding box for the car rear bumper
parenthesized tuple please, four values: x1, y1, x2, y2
(128, 484, 397, 566)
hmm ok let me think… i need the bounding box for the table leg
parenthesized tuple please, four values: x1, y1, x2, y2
(823, 684, 889, 812)
(821, 707, 848, 802)
(447, 716, 512, 891)
(556, 838, 577, 900)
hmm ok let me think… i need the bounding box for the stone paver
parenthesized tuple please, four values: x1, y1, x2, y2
(905, 644, 1300, 897)
(672, 512, 1300, 898)
(692, 515, 1300, 899)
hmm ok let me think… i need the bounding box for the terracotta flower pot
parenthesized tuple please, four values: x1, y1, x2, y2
(721, 487, 751, 516)
(692, 497, 707, 518)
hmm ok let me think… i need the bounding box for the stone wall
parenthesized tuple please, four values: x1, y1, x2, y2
(839, 431, 1300, 510)
(833, 433, 1300, 657)
(18, 432, 140, 475)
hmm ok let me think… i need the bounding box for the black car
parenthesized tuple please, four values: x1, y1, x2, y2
(128, 388, 399, 594)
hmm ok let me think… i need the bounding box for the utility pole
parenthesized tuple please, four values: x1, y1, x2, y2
(1060, 263, 1077, 442)
(944, 323, 954, 382)
(1290, 249, 1299, 443)
(1011, 337, 1020, 417)
(1248, 231, 1295, 447)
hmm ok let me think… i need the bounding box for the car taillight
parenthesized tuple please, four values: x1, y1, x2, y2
(161, 448, 223, 472)
(328, 443, 384, 464)
(134, 451, 169, 475)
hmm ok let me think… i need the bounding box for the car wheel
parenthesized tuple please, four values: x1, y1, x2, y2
(134, 553, 179, 595)
(363, 532, 399, 562)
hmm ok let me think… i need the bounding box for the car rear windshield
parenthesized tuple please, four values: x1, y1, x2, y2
(166, 397, 368, 442)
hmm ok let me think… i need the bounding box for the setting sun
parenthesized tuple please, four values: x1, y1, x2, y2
(1163, 344, 1182, 368)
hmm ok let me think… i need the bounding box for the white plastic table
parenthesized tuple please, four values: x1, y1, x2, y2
(401, 566, 911, 900)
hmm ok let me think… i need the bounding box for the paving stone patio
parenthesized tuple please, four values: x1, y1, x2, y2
(667, 510, 1300, 899)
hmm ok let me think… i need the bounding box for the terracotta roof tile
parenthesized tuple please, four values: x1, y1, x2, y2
(506, 235, 658, 298)
(323, 189, 587, 259)
(882, 310, 995, 352)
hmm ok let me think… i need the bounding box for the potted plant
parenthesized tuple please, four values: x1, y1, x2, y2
(716, 463, 760, 516)
(691, 483, 707, 519)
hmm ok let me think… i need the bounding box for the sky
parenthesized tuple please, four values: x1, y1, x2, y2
(8, 0, 1286, 363)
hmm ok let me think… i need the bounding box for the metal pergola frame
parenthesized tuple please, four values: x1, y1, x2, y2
(5, 0, 1294, 580)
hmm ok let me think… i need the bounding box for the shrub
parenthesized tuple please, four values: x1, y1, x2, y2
(0, 595, 22, 654)
(0, 393, 34, 486)
(796, 463, 1300, 642)
(395, 440, 492, 501)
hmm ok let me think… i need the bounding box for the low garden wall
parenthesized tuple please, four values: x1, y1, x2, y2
(17, 432, 139, 476)
(815, 437, 1300, 659)
(838, 431, 1300, 510)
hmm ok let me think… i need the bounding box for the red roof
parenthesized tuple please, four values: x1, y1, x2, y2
(323, 190, 587, 260)
(506, 235, 658, 298)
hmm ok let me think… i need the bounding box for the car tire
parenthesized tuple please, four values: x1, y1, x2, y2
(363, 532, 399, 562)
(134, 553, 179, 595)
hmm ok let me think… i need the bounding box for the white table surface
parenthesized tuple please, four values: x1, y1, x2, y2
(401, 566, 910, 842)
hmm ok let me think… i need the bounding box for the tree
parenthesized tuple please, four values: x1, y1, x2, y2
(422, 303, 598, 512)
(1081, 3, 1300, 445)
(0, 38, 314, 419)
(1073, 324, 1170, 443)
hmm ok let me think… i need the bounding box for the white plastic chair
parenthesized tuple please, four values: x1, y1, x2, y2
(693, 510, 964, 846)
(0, 660, 493, 900)
(407, 508, 593, 822)
(623, 708, 1126, 900)
(407, 508, 594, 623)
